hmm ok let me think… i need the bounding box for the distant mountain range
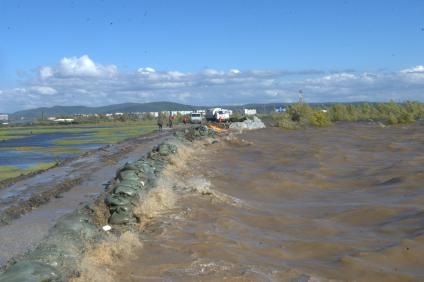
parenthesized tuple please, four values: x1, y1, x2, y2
(10, 102, 201, 118)
(10, 101, 290, 119)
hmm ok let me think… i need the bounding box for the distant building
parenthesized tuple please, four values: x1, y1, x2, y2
(168, 110, 193, 116)
(195, 109, 206, 116)
(243, 109, 257, 115)
(73, 114, 91, 117)
(178, 110, 193, 115)
(275, 107, 286, 113)
(0, 114, 8, 121)
(54, 118, 74, 123)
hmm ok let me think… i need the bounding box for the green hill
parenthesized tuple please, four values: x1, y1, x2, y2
(10, 102, 202, 119)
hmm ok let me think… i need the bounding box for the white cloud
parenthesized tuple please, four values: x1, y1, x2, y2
(39, 66, 53, 79)
(29, 86, 57, 95)
(400, 65, 424, 73)
(399, 65, 424, 83)
(1, 55, 424, 112)
(137, 67, 156, 74)
(12, 87, 27, 93)
(167, 71, 185, 79)
(322, 73, 356, 82)
(40, 55, 117, 79)
(202, 69, 223, 77)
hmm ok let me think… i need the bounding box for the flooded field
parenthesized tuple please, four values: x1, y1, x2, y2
(0, 132, 96, 169)
(0, 122, 155, 180)
(106, 123, 423, 281)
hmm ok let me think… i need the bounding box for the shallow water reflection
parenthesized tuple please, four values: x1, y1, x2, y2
(0, 132, 104, 168)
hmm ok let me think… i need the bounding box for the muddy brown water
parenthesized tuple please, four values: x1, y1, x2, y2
(110, 123, 424, 281)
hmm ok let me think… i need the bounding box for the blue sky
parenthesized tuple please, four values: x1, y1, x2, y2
(0, 0, 423, 112)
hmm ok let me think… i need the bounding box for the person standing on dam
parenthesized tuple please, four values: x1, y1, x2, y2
(168, 114, 174, 128)
(157, 116, 163, 131)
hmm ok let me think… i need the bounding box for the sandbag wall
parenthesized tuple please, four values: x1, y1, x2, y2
(0, 125, 216, 282)
(106, 125, 215, 225)
(106, 142, 178, 225)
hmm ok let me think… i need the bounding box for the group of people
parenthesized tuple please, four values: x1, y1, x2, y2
(157, 115, 189, 131)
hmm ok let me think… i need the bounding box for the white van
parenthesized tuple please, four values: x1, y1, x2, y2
(190, 113, 203, 124)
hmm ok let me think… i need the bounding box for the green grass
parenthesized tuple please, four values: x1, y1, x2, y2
(53, 125, 156, 146)
(0, 162, 57, 181)
(0, 146, 85, 155)
(54, 137, 127, 145)
(0, 135, 28, 141)
(0, 120, 156, 136)
(0, 120, 156, 153)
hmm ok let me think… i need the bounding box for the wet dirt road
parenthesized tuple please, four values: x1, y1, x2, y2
(108, 123, 424, 281)
(0, 130, 173, 266)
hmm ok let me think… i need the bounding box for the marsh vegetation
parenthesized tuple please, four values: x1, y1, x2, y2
(266, 101, 424, 129)
(0, 120, 156, 182)
(0, 162, 57, 181)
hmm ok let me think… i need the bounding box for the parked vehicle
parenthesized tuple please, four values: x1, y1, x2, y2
(215, 110, 230, 121)
(190, 113, 203, 124)
(206, 108, 231, 122)
(206, 108, 219, 121)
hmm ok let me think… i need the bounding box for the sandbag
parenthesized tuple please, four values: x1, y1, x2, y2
(105, 194, 132, 207)
(117, 170, 139, 181)
(114, 185, 139, 197)
(118, 179, 142, 189)
(108, 208, 135, 225)
(122, 163, 139, 171)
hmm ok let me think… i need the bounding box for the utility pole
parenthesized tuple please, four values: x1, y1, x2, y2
(298, 89, 304, 104)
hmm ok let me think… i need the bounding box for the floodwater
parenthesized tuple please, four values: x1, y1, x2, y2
(0, 132, 103, 168)
(109, 123, 423, 281)
(0, 132, 92, 147)
(0, 150, 73, 168)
